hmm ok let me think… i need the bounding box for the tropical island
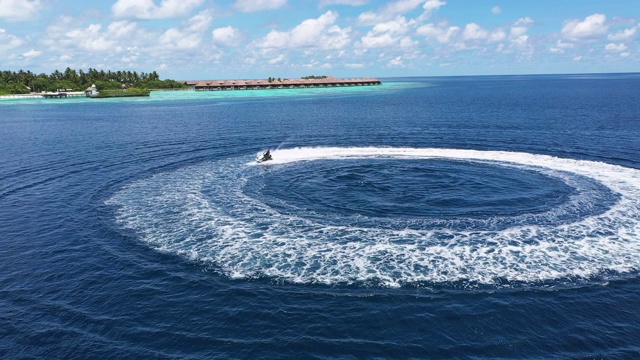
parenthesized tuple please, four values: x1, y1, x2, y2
(0, 68, 187, 96)
(1, 68, 381, 99)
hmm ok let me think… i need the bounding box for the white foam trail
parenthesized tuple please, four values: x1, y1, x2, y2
(108, 147, 640, 287)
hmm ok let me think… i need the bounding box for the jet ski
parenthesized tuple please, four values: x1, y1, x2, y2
(256, 149, 273, 163)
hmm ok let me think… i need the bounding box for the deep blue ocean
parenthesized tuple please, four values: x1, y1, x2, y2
(1, 74, 639, 359)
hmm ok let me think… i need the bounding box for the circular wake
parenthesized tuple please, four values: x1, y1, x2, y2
(106, 147, 640, 287)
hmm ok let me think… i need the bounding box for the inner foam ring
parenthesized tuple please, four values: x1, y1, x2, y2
(244, 158, 616, 232)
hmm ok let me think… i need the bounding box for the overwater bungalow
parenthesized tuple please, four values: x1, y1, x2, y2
(188, 76, 381, 91)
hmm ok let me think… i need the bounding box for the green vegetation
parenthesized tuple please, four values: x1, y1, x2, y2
(266, 76, 329, 83)
(0, 68, 187, 95)
(91, 88, 151, 98)
(302, 75, 328, 79)
(267, 77, 290, 83)
(0, 83, 30, 95)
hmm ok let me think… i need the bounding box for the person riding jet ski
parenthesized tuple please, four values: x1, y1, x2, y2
(257, 149, 272, 163)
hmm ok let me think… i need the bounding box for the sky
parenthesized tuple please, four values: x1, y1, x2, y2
(0, 0, 638, 79)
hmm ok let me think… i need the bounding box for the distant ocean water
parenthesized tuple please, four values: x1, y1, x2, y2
(1, 74, 639, 359)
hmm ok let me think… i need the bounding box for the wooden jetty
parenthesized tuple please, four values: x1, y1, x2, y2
(42, 93, 68, 98)
(0, 92, 86, 100)
(88, 90, 150, 98)
(186, 76, 381, 91)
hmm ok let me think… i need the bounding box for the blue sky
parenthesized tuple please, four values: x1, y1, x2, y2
(0, 0, 638, 79)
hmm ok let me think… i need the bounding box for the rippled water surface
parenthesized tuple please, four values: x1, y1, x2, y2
(1, 74, 640, 358)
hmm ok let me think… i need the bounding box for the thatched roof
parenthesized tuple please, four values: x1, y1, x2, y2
(192, 76, 380, 88)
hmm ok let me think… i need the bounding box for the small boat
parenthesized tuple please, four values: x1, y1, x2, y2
(256, 150, 273, 163)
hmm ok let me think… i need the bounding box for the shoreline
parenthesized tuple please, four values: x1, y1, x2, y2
(0, 91, 86, 100)
(0, 81, 399, 105)
(0, 77, 381, 99)
(0, 76, 381, 99)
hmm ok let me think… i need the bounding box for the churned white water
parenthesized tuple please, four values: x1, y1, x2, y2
(106, 147, 640, 287)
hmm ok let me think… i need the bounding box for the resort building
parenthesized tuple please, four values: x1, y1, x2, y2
(185, 76, 381, 91)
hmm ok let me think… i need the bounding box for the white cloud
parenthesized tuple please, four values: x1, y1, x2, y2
(41, 16, 164, 69)
(388, 56, 405, 67)
(361, 33, 396, 48)
(112, 0, 204, 19)
(371, 16, 413, 34)
(489, 29, 506, 43)
(561, 13, 608, 40)
(416, 0, 446, 21)
(608, 26, 637, 41)
(41, 12, 209, 63)
(156, 11, 212, 50)
(22, 49, 42, 58)
(320, 0, 369, 6)
(549, 40, 574, 54)
(107, 20, 139, 39)
(605, 43, 628, 52)
(159, 28, 202, 50)
(234, 0, 287, 12)
(322, 25, 353, 50)
(416, 23, 460, 44)
(268, 54, 285, 64)
(302, 60, 332, 69)
(462, 23, 489, 40)
(302, 60, 319, 68)
(0, 0, 42, 21)
(491, 6, 501, 14)
(511, 17, 533, 37)
(360, 16, 416, 48)
(399, 37, 418, 47)
(504, 18, 534, 56)
(419, 16, 532, 59)
(423, 0, 446, 12)
(64, 24, 120, 52)
(325, 50, 345, 60)
(34, 13, 227, 74)
(509, 33, 529, 49)
(253, 11, 351, 50)
(345, 63, 364, 68)
(186, 10, 213, 32)
(383, 0, 424, 14)
(212, 26, 243, 47)
(121, 54, 137, 63)
(0, 28, 23, 53)
(357, 0, 423, 25)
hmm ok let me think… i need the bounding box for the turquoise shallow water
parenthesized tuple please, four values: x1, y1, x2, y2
(1, 74, 639, 358)
(0, 82, 410, 105)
